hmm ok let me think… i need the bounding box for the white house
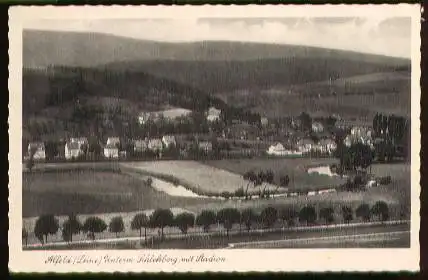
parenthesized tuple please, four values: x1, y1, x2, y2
(65, 137, 88, 160)
(103, 144, 119, 159)
(27, 142, 46, 160)
(206, 107, 221, 122)
(65, 141, 81, 159)
(311, 122, 324, 133)
(133, 139, 148, 153)
(162, 135, 176, 148)
(148, 138, 164, 152)
(106, 137, 120, 147)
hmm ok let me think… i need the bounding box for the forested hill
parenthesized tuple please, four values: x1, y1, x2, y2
(22, 66, 228, 118)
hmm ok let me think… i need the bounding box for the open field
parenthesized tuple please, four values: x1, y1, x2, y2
(204, 158, 346, 191)
(23, 164, 216, 218)
(121, 161, 279, 195)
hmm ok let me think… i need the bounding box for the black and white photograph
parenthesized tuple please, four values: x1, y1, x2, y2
(9, 4, 420, 273)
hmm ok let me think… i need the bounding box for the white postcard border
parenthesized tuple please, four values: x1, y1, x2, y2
(8, 4, 421, 273)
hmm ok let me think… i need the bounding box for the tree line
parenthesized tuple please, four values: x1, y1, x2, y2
(24, 201, 390, 246)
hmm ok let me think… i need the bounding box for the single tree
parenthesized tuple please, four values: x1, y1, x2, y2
(275, 175, 290, 194)
(240, 208, 257, 232)
(62, 214, 82, 243)
(22, 228, 28, 246)
(299, 206, 317, 226)
(82, 216, 107, 240)
(356, 203, 371, 222)
(196, 210, 216, 233)
(131, 212, 149, 244)
(174, 212, 195, 235)
(279, 207, 298, 227)
(260, 206, 278, 228)
(243, 170, 257, 199)
(261, 170, 275, 198)
(109, 216, 125, 237)
(319, 207, 335, 224)
(149, 209, 174, 240)
(26, 146, 37, 172)
(341, 206, 353, 224)
(371, 201, 389, 222)
(34, 214, 59, 244)
(216, 208, 241, 237)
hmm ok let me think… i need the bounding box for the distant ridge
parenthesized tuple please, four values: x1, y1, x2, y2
(23, 29, 410, 68)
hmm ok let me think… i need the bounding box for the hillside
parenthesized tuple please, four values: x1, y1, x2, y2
(23, 30, 411, 121)
(24, 30, 409, 66)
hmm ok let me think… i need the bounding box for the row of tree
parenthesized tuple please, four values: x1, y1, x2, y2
(24, 201, 390, 246)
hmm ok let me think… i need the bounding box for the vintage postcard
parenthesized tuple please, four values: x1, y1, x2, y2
(9, 4, 421, 272)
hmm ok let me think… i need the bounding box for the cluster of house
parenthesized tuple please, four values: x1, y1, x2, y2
(26, 134, 215, 161)
(267, 138, 337, 156)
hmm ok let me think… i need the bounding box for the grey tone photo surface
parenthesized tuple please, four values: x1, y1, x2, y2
(21, 17, 411, 250)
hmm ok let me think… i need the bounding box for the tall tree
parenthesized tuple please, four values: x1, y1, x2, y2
(131, 213, 149, 244)
(261, 170, 275, 198)
(260, 207, 278, 228)
(149, 209, 174, 240)
(279, 207, 298, 227)
(243, 170, 257, 200)
(174, 212, 195, 235)
(216, 208, 241, 237)
(240, 208, 257, 232)
(62, 214, 82, 243)
(82, 216, 107, 240)
(34, 214, 59, 244)
(22, 228, 28, 246)
(109, 216, 125, 237)
(196, 210, 216, 233)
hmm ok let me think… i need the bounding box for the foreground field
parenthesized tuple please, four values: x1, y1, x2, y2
(23, 165, 216, 217)
(121, 161, 279, 195)
(204, 158, 347, 191)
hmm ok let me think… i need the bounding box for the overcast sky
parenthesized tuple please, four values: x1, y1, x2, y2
(26, 17, 411, 58)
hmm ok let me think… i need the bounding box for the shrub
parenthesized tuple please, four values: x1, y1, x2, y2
(319, 207, 335, 224)
(356, 203, 371, 222)
(378, 176, 392, 185)
(341, 206, 353, 223)
(233, 187, 245, 198)
(299, 206, 317, 226)
(371, 201, 389, 221)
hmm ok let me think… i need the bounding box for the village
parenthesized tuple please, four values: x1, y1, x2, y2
(24, 105, 384, 164)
